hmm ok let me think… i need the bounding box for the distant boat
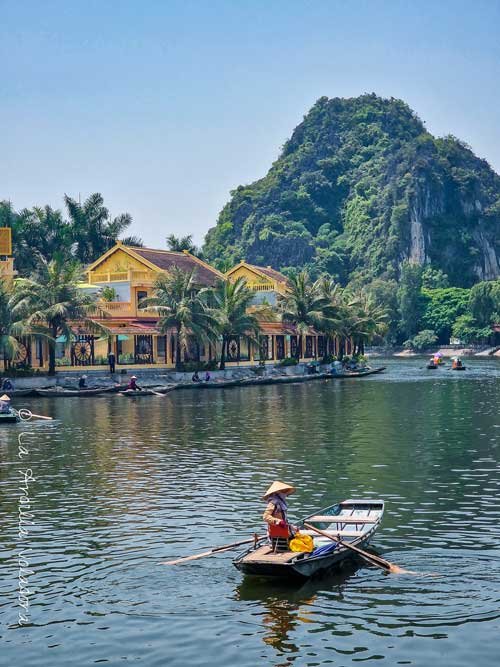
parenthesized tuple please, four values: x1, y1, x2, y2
(233, 499, 384, 580)
(36, 386, 118, 397)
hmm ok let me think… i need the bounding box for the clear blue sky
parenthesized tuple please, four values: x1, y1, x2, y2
(2, 0, 500, 247)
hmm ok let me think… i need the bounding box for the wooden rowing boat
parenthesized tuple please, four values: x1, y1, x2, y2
(1, 388, 35, 397)
(233, 498, 384, 579)
(328, 366, 386, 378)
(119, 385, 176, 396)
(0, 410, 20, 423)
(35, 386, 118, 397)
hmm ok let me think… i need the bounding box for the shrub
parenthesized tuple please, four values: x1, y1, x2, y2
(278, 356, 299, 366)
(403, 329, 438, 351)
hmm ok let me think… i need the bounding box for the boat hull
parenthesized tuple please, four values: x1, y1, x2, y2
(328, 367, 386, 378)
(36, 386, 118, 397)
(0, 412, 20, 423)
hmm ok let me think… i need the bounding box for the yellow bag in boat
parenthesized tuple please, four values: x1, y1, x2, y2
(289, 533, 314, 553)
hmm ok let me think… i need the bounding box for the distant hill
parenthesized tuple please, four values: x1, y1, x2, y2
(203, 94, 500, 287)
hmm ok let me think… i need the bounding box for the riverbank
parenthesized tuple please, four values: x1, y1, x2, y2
(3, 362, 386, 395)
(375, 345, 500, 358)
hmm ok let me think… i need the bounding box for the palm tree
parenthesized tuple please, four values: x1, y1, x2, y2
(140, 267, 219, 371)
(12, 258, 108, 375)
(210, 277, 261, 370)
(341, 291, 388, 356)
(166, 234, 199, 255)
(64, 193, 142, 264)
(279, 271, 333, 358)
(0, 280, 25, 368)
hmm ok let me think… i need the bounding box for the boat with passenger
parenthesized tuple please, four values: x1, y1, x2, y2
(451, 356, 466, 371)
(233, 498, 384, 579)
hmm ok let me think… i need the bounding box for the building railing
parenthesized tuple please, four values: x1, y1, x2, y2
(247, 282, 277, 292)
(130, 270, 157, 283)
(89, 269, 158, 285)
(99, 301, 158, 317)
(99, 301, 134, 315)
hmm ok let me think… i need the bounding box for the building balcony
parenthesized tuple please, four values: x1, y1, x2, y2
(98, 301, 158, 318)
(89, 269, 158, 286)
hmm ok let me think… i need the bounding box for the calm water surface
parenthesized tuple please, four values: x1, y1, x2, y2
(1, 358, 500, 666)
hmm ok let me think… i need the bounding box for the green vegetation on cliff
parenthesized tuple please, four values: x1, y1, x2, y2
(204, 94, 500, 287)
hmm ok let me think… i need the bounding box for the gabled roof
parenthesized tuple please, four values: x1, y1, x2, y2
(226, 261, 289, 285)
(86, 242, 225, 287)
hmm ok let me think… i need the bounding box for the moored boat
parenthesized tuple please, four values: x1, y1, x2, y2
(3, 388, 35, 397)
(328, 366, 386, 378)
(36, 386, 118, 397)
(233, 498, 384, 579)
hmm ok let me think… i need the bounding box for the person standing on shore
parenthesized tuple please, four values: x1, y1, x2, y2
(108, 350, 116, 374)
(262, 481, 296, 552)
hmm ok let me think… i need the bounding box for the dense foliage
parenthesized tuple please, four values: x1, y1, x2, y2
(204, 94, 500, 287)
(0, 194, 141, 275)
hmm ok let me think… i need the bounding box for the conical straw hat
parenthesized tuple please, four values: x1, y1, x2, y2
(262, 480, 296, 500)
(0, 394, 11, 401)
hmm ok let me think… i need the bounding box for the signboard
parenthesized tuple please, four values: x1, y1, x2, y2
(0, 228, 12, 255)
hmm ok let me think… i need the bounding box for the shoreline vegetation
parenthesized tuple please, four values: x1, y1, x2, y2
(1, 98, 499, 368)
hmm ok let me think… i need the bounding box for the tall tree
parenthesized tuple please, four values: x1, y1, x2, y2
(12, 258, 107, 374)
(398, 261, 423, 340)
(210, 277, 260, 370)
(341, 291, 388, 355)
(279, 271, 332, 358)
(166, 234, 199, 255)
(0, 280, 27, 367)
(64, 193, 141, 264)
(140, 267, 218, 371)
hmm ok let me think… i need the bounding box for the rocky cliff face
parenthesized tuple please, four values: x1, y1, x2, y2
(204, 94, 500, 286)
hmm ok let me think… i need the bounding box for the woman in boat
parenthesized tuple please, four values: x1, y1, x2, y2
(0, 394, 12, 413)
(126, 375, 142, 391)
(262, 481, 296, 552)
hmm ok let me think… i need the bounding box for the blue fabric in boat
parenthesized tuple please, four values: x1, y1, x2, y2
(311, 542, 338, 557)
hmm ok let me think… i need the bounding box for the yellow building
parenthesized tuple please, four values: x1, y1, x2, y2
(6, 239, 347, 372)
(0, 227, 16, 281)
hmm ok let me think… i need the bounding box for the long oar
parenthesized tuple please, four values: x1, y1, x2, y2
(160, 534, 264, 566)
(14, 409, 53, 421)
(304, 522, 410, 574)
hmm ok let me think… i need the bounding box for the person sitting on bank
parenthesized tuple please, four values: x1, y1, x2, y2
(127, 375, 141, 391)
(204, 371, 211, 382)
(262, 480, 296, 552)
(78, 374, 87, 389)
(0, 394, 12, 413)
(192, 370, 201, 383)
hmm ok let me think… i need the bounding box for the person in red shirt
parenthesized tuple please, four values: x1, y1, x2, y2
(262, 480, 296, 552)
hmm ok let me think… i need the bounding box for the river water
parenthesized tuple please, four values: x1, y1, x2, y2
(1, 358, 500, 666)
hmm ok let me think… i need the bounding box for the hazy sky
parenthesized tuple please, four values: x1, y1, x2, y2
(2, 0, 500, 247)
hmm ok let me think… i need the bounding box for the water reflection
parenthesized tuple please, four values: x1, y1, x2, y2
(0, 358, 499, 666)
(235, 562, 361, 660)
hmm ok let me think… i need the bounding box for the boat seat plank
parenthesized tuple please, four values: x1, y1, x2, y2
(242, 546, 301, 564)
(307, 516, 378, 524)
(302, 530, 365, 538)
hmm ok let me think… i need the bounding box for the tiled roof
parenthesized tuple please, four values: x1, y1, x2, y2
(246, 263, 289, 284)
(130, 247, 222, 286)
